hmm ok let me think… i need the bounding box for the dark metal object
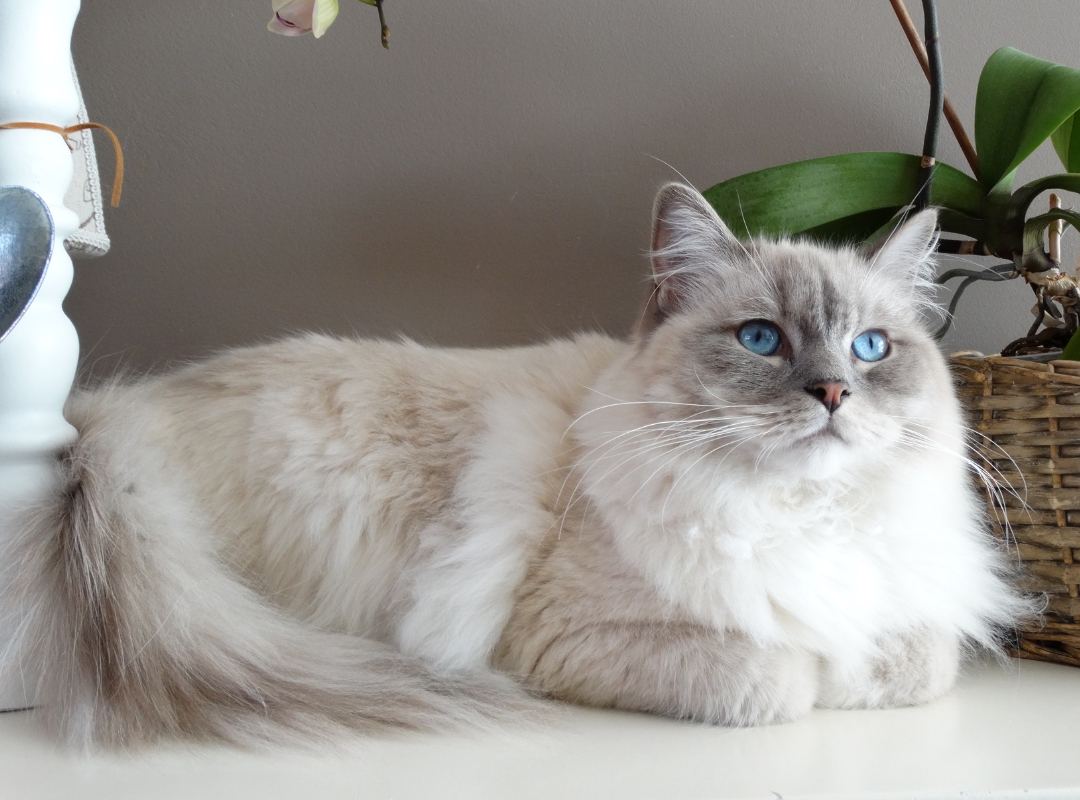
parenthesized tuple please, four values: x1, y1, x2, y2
(0, 186, 54, 344)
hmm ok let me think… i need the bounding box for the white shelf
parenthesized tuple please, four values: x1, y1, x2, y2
(1, 658, 1078, 799)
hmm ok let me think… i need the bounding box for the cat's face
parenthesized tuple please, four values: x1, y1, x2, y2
(633, 184, 951, 480)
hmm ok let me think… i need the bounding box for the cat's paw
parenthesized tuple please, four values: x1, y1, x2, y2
(712, 645, 819, 727)
(818, 628, 960, 710)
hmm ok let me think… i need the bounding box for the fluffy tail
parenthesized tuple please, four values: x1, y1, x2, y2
(2, 427, 536, 748)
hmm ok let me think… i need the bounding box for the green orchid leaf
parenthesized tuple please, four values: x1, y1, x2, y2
(702, 152, 984, 242)
(1009, 173, 1080, 218)
(1061, 326, 1080, 360)
(358, 0, 376, 5)
(799, 208, 901, 245)
(1023, 208, 1080, 254)
(1051, 116, 1080, 171)
(871, 209, 989, 251)
(975, 47, 1080, 192)
(937, 208, 989, 242)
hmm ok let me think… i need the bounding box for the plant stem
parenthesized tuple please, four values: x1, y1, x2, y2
(375, 0, 389, 49)
(1050, 193, 1063, 263)
(888, 0, 978, 178)
(916, 0, 943, 212)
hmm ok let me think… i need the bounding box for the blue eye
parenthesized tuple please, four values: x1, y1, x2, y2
(852, 330, 889, 362)
(737, 321, 782, 356)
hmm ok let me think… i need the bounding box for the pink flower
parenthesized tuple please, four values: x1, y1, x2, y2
(268, 0, 339, 38)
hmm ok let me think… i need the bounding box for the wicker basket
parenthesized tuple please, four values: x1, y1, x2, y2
(951, 354, 1080, 666)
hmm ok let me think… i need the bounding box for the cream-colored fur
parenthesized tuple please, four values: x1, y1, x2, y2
(1, 184, 1027, 747)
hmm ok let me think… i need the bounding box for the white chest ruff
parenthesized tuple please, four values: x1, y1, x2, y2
(589, 453, 1001, 665)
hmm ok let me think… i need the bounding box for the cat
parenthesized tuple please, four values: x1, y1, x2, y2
(1, 182, 1026, 748)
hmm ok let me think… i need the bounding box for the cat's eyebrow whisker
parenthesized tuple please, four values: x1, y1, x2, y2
(866, 203, 914, 274)
(643, 153, 692, 185)
(729, 194, 780, 296)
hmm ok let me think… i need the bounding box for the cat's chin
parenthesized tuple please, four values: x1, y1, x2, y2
(767, 430, 861, 481)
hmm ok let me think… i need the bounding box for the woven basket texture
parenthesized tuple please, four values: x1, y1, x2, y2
(952, 354, 1080, 667)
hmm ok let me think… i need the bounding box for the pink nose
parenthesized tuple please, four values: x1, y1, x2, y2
(807, 381, 850, 414)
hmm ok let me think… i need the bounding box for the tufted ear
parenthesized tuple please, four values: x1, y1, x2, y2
(647, 183, 741, 321)
(864, 208, 939, 287)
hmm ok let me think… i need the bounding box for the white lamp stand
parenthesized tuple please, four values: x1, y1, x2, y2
(0, 0, 82, 710)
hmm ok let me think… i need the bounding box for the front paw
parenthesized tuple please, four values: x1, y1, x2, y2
(819, 628, 960, 710)
(714, 645, 820, 726)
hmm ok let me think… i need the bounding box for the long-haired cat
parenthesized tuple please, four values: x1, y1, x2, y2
(2, 183, 1025, 747)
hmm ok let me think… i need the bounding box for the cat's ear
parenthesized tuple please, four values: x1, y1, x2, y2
(645, 183, 741, 327)
(864, 208, 939, 287)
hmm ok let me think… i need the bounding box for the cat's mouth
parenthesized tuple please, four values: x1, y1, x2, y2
(773, 418, 863, 479)
(797, 418, 848, 445)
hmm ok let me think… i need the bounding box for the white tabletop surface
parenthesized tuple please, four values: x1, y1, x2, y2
(1, 658, 1078, 800)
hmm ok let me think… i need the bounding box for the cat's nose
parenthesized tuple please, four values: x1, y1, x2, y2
(806, 380, 850, 414)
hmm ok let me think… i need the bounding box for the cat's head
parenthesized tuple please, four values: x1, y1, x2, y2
(629, 182, 953, 479)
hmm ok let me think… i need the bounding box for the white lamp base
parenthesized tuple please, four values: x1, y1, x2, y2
(0, 0, 83, 710)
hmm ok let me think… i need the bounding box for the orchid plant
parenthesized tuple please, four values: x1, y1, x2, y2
(702, 37, 1080, 358)
(269, 0, 389, 47)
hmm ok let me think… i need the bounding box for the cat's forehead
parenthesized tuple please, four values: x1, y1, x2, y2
(721, 241, 879, 331)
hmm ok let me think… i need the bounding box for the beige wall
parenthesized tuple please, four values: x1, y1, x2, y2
(67, 1, 1078, 372)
